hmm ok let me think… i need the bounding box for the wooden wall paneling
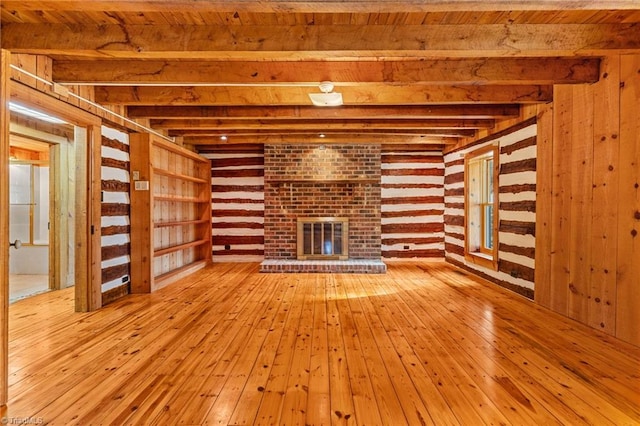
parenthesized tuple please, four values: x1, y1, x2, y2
(589, 56, 621, 335)
(534, 102, 554, 308)
(549, 86, 573, 316)
(11, 54, 37, 87)
(35, 55, 52, 93)
(129, 133, 153, 293)
(535, 54, 640, 345)
(567, 83, 594, 324)
(1, 49, 12, 407)
(616, 54, 640, 346)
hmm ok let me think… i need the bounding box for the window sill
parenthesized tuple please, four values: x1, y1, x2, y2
(465, 251, 498, 271)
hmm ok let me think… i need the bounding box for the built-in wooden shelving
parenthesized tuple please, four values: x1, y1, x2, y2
(129, 133, 212, 292)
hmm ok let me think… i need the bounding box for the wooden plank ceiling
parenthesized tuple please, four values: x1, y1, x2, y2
(2, 1, 639, 149)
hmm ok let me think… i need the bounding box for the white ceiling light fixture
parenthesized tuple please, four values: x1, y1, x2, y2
(308, 81, 343, 107)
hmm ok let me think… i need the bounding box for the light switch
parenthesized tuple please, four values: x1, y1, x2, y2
(134, 181, 150, 191)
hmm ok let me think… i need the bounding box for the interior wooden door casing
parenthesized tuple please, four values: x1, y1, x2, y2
(1, 48, 12, 408)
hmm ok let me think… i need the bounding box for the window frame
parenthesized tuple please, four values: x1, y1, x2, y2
(9, 161, 50, 246)
(464, 144, 499, 270)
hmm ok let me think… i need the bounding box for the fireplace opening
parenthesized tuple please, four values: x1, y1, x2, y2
(297, 217, 349, 260)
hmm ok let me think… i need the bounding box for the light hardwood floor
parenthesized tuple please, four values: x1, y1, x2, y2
(3, 262, 639, 425)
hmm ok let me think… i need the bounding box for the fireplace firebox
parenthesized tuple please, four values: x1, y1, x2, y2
(297, 217, 349, 260)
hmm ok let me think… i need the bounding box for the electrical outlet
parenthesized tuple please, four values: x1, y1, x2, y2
(132, 170, 140, 180)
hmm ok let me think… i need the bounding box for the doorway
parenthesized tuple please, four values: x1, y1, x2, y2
(6, 79, 103, 314)
(8, 106, 77, 303)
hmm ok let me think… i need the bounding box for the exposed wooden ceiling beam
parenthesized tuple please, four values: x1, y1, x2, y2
(95, 85, 552, 105)
(53, 58, 600, 85)
(168, 129, 475, 138)
(152, 118, 495, 130)
(2, 1, 638, 13)
(189, 134, 450, 145)
(3, 24, 639, 59)
(126, 105, 520, 120)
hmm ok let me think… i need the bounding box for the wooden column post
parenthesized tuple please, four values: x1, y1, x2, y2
(0, 49, 11, 406)
(74, 125, 102, 312)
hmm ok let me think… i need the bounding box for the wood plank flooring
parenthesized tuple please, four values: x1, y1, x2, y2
(2, 261, 639, 425)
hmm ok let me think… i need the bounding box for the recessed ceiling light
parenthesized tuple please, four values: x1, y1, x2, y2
(319, 134, 326, 138)
(220, 135, 228, 141)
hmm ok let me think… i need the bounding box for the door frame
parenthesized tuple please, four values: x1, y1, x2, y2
(1, 49, 103, 405)
(9, 78, 103, 312)
(8, 123, 71, 293)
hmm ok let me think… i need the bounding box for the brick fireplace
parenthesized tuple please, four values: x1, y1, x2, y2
(260, 144, 386, 273)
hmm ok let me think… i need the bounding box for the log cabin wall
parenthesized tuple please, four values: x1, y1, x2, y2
(381, 147, 445, 258)
(200, 145, 265, 262)
(535, 54, 640, 346)
(100, 126, 131, 305)
(205, 144, 449, 262)
(444, 119, 538, 298)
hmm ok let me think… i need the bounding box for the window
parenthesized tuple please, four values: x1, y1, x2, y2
(9, 162, 50, 246)
(465, 145, 498, 269)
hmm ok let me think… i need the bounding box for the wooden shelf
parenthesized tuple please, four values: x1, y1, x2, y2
(154, 195, 209, 203)
(153, 167, 209, 184)
(154, 239, 209, 257)
(154, 219, 210, 228)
